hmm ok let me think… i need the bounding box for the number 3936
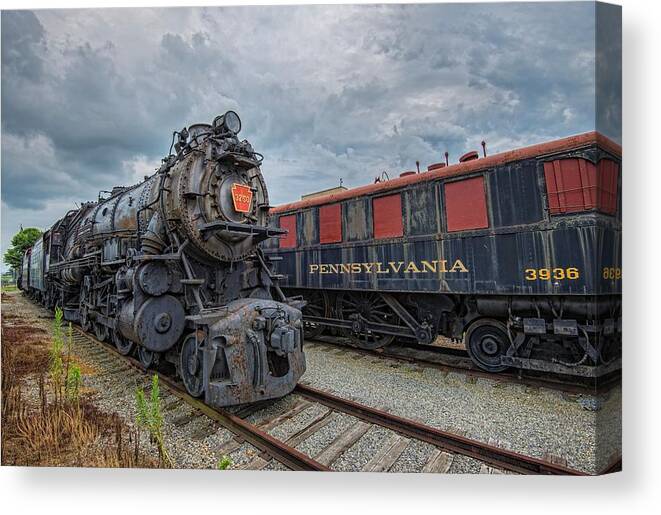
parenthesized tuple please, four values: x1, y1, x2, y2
(524, 268, 580, 281)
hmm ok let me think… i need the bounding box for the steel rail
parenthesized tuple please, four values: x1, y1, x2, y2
(72, 327, 330, 472)
(295, 383, 589, 475)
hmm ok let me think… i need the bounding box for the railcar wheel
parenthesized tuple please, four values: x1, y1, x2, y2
(336, 292, 396, 350)
(464, 319, 510, 373)
(302, 290, 328, 340)
(138, 346, 158, 369)
(113, 331, 135, 356)
(94, 322, 109, 342)
(180, 334, 205, 398)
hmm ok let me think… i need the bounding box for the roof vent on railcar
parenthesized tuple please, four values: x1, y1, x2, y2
(427, 162, 446, 171)
(459, 150, 480, 163)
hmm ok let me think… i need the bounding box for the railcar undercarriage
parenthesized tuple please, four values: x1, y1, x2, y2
(287, 288, 621, 377)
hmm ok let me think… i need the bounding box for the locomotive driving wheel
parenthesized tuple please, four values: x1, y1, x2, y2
(113, 330, 134, 356)
(301, 290, 329, 340)
(180, 333, 205, 398)
(464, 319, 510, 373)
(336, 291, 397, 350)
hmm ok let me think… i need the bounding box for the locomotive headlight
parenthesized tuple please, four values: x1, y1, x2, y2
(223, 111, 241, 134)
(214, 110, 241, 135)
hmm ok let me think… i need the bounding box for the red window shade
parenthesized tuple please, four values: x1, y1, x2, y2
(373, 194, 403, 239)
(597, 160, 619, 214)
(319, 203, 342, 244)
(544, 158, 619, 215)
(279, 214, 297, 248)
(444, 176, 489, 232)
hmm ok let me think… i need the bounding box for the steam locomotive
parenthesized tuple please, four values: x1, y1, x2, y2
(264, 132, 621, 378)
(19, 111, 306, 407)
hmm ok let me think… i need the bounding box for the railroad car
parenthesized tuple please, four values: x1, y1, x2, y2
(264, 132, 621, 377)
(19, 111, 306, 406)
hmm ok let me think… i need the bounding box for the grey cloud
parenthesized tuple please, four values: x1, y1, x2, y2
(1, 3, 621, 270)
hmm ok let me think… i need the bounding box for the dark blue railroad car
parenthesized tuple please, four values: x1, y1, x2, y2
(264, 132, 621, 377)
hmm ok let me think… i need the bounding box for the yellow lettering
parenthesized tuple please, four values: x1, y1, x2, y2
(420, 260, 438, 273)
(363, 263, 374, 273)
(328, 264, 339, 274)
(351, 263, 362, 273)
(375, 262, 389, 274)
(339, 264, 351, 274)
(319, 264, 329, 274)
(309, 264, 319, 274)
(389, 261, 404, 273)
(449, 259, 469, 273)
(405, 261, 421, 273)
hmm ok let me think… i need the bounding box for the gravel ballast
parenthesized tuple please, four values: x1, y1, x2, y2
(299, 340, 621, 474)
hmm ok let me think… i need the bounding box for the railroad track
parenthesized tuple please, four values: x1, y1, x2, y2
(66, 323, 617, 475)
(309, 335, 621, 395)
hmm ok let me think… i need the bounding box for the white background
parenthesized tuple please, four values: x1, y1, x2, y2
(0, 0, 658, 513)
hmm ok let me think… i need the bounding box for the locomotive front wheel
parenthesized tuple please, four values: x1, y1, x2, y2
(94, 322, 109, 342)
(180, 334, 205, 398)
(336, 292, 396, 350)
(113, 331, 135, 356)
(464, 319, 510, 373)
(138, 346, 158, 369)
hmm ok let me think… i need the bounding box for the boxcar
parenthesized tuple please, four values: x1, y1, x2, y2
(264, 132, 621, 377)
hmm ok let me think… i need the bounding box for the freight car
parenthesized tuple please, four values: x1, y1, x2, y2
(19, 111, 306, 406)
(264, 132, 621, 377)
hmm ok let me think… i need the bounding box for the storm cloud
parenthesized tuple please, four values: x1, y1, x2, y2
(1, 3, 621, 267)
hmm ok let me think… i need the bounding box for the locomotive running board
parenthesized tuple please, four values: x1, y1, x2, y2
(199, 220, 286, 241)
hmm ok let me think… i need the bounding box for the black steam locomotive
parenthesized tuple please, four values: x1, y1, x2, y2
(264, 132, 621, 378)
(19, 111, 306, 406)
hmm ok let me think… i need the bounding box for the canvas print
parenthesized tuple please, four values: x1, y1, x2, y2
(1, 2, 621, 475)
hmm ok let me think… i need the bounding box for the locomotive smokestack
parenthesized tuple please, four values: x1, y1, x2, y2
(444, 151, 449, 166)
(416, 160, 420, 173)
(481, 141, 487, 157)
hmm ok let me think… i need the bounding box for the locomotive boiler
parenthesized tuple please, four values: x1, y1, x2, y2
(21, 111, 306, 406)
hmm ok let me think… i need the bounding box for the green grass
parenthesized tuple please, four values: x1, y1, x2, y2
(136, 374, 173, 468)
(1, 284, 18, 293)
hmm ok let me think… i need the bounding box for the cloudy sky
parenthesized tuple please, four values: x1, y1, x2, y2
(1, 2, 621, 270)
